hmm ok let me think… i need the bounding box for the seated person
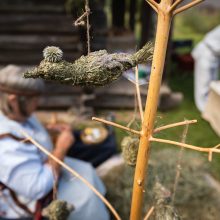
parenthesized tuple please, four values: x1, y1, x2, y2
(192, 25, 220, 112)
(0, 65, 110, 220)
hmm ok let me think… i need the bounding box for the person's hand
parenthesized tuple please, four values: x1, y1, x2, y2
(46, 123, 72, 133)
(53, 124, 75, 154)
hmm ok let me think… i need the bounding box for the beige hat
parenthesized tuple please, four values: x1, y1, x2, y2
(0, 65, 45, 96)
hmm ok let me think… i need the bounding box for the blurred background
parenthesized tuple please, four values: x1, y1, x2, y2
(0, 0, 219, 160)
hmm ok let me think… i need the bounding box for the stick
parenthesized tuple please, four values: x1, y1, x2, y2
(130, 2, 173, 219)
(169, 0, 183, 12)
(92, 117, 141, 136)
(74, 12, 87, 26)
(153, 119, 197, 133)
(127, 89, 138, 128)
(20, 130, 121, 220)
(146, 0, 158, 13)
(130, 0, 205, 218)
(173, 0, 204, 15)
(150, 137, 220, 157)
(172, 123, 189, 204)
(143, 206, 155, 220)
(135, 66, 144, 123)
(85, 0, 91, 54)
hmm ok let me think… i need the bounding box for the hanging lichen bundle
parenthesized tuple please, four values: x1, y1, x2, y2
(24, 43, 153, 87)
(153, 182, 181, 220)
(42, 200, 75, 220)
(121, 136, 139, 166)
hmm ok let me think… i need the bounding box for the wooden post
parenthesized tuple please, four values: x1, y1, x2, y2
(130, 0, 204, 219)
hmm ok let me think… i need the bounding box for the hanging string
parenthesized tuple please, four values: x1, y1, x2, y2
(74, 0, 91, 54)
(85, 0, 91, 54)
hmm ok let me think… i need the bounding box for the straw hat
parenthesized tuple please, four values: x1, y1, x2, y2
(0, 65, 45, 96)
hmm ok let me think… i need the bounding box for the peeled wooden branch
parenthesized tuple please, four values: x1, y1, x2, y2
(143, 206, 155, 220)
(24, 43, 153, 87)
(153, 119, 197, 133)
(169, 0, 183, 12)
(135, 66, 144, 123)
(150, 136, 220, 162)
(130, 1, 204, 219)
(173, 0, 204, 15)
(20, 130, 121, 220)
(146, 0, 158, 13)
(92, 117, 141, 136)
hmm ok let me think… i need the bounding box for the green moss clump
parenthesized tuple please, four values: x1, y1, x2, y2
(42, 200, 74, 220)
(121, 136, 139, 166)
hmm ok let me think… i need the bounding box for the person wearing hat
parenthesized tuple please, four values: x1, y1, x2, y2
(0, 65, 109, 220)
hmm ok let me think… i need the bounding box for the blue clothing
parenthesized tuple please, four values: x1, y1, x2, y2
(0, 112, 109, 220)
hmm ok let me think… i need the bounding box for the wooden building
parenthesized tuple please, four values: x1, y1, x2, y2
(0, 0, 152, 111)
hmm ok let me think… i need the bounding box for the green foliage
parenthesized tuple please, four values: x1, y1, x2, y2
(182, 9, 220, 35)
(174, 8, 220, 45)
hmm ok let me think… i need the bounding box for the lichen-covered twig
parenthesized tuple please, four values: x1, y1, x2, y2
(20, 130, 121, 220)
(24, 43, 153, 87)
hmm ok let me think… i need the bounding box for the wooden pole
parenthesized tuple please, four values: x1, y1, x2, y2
(129, 0, 204, 219)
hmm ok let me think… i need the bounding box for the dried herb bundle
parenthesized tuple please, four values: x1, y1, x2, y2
(24, 43, 153, 87)
(153, 182, 181, 220)
(42, 199, 74, 220)
(121, 136, 139, 166)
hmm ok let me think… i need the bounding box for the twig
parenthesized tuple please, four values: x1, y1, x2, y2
(153, 119, 197, 133)
(85, 0, 91, 54)
(92, 117, 141, 136)
(146, 0, 158, 13)
(20, 130, 121, 220)
(127, 89, 138, 128)
(169, 0, 183, 12)
(208, 144, 220, 162)
(172, 123, 189, 204)
(143, 206, 155, 220)
(173, 0, 204, 15)
(150, 137, 220, 161)
(135, 66, 144, 123)
(74, 12, 87, 26)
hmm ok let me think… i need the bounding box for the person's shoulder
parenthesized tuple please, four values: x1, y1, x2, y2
(0, 112, 24, 139)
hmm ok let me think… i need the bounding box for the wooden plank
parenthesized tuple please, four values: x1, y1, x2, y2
(0, 14, 77, 34)
(0, 51, 82, 65)
(0, 35, 81, 50)
(43, 82, 83, 95)
(38, 95, 81, 110)
(0, 5, 65, 14)
(86, 94, 147, 109)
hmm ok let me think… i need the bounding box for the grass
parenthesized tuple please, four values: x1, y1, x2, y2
(173, 8, 220, 46)
(112, 65, 220, 176)
(114, 72, 219, 149)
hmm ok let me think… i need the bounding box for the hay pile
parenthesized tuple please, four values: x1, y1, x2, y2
(102, 149, 220, 220)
